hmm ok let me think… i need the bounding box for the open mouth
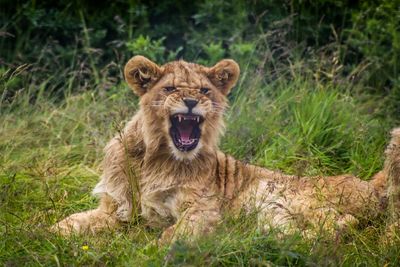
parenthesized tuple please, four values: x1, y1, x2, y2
(170, 113, 204, 152)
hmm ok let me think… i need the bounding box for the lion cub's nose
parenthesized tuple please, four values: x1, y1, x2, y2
(183, 99, 198, 111)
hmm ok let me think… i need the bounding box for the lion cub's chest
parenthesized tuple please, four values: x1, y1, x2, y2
(140, 180, 197, 227)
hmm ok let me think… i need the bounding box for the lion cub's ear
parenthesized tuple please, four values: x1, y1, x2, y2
(207, 59, 240, 95)
(124, 56, 162, 96)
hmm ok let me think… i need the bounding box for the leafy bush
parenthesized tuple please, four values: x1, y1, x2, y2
(345, 0, 400, 89)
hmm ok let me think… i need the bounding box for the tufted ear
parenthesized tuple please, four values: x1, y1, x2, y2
(124, 56, 162, 96)
(207, 59, 240, 95)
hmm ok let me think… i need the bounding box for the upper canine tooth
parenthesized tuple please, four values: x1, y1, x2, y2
(178, 115, 182, 122)
(196, 117, 200, 123)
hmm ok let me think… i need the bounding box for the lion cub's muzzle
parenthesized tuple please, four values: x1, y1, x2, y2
(169, 113, 204, 152)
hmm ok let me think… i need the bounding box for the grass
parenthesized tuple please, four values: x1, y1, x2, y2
(1, 60, 400, 266)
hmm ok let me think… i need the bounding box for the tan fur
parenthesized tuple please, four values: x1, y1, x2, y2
(384, 128, 400, 222)
(53, 56, 400, 243)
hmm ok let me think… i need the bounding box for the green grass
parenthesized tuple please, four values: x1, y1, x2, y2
(1, 63, 400, 266)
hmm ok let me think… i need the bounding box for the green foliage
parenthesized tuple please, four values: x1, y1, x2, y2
(230, 42, 257, 66)
(126, 35, 166, 62)
(223, 78, 387, 177)
(2, 0, 399, 100)
(200, 42, 225, 65)
(345, 0, 400, 89)
(126, 35, 183, 63)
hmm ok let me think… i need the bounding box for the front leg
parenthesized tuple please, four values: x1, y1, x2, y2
(52, 115, 145, 235)
(52, 194, 119, 235)
(159, 201, 222, 245)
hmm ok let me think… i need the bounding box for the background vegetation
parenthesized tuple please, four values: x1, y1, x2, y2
(1, 0, 399, 265)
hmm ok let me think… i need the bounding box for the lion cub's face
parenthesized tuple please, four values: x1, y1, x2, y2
(124, 56, 240, 160)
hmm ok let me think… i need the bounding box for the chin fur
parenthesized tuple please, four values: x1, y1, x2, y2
(168, 141, 203, 161)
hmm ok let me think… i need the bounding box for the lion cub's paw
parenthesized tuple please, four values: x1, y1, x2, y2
(51, 209, 107, 235)
(116, 206, 132, 222)
(50, 213, 90, 236)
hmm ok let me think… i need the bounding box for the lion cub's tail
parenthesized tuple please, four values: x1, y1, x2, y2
(372, 128, 400, 220)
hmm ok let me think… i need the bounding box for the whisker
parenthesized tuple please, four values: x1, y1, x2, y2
(210, 110, 226, 115)
(212, 101, 227, 106)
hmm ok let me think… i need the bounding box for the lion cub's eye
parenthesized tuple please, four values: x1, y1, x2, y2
(200, 87, 210, 94)
(164, 86, 176, 93)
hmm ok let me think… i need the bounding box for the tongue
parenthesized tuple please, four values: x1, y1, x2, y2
(179, 125, 193, 142)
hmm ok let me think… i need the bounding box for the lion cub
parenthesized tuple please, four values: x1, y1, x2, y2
(54, 56, 400, 243)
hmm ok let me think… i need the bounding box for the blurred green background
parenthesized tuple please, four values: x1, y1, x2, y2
(2, 0, 399, 102)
